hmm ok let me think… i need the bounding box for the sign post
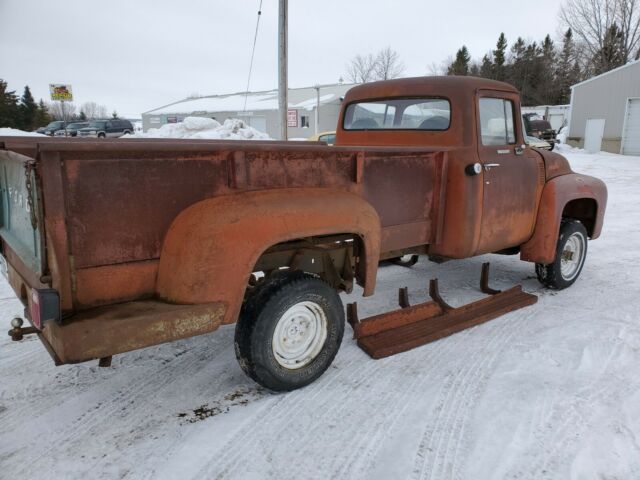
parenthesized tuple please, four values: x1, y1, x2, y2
(49, 84, 73, 135)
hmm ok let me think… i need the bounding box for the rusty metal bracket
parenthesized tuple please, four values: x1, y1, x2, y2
(428, 279, 453, 312)
(480, 262, 501, 295)
(398, 287, 410, 309)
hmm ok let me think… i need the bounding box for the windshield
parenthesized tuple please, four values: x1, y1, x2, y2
(46, 121, 64, 128)
(343, 98, 451, 131)
(88, 121, 106, 129)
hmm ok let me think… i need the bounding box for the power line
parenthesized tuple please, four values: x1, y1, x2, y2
(243, 0, 264, 112)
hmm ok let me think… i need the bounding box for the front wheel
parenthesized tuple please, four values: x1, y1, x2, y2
(235, 272, 344, 391)
(536, 219, 588, 289)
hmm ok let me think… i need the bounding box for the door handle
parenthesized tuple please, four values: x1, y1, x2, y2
(483, 163, 501, 171)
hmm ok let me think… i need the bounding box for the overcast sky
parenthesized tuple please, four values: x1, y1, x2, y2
(0, 0, 565, 118)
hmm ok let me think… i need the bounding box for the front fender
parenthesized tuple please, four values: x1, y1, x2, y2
(520, 173, 607, 264)
(156, 188, 381, 324)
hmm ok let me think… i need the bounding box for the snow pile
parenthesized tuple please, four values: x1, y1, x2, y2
(126, 117, 271, 140)
(0, 127, 45, 137)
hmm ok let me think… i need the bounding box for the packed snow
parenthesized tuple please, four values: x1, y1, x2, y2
(1, 145, 639, 479)
(126, 117, 271, 140)
(0, 127, 45, 136)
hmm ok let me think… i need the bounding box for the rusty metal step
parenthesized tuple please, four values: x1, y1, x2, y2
(347, 263, 538, 359)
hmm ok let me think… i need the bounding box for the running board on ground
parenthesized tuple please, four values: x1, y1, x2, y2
(346, 263, 538, 359)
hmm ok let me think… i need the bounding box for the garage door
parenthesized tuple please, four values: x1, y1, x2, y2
(622, 98, 640, 155)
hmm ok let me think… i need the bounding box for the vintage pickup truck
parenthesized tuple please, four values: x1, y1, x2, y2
(0, 77, 606, 391)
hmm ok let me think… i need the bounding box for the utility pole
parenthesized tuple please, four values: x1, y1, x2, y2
(314, 84, 320, 135)
(278, 0, 288, 140)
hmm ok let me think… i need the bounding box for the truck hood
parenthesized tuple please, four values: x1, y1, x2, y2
(537, 149, 572, 180)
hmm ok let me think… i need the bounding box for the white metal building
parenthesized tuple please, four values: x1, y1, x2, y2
(567, 60, 640, 155)
(141, 83, 355, 139)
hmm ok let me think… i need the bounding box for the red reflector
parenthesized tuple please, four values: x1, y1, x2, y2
(29, 289, 60, 330)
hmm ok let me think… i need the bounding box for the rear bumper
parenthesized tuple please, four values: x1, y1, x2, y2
(41, 299, 226, 364)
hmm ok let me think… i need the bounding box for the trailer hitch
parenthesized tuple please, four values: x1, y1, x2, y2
(347, 263, 538, 359)
(7, 318, 39, 341)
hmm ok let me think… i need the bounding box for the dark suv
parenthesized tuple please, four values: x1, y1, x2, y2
(54, 122, 90, 137)
(41, 120, 67, 136)
(77, 119, 134, 138)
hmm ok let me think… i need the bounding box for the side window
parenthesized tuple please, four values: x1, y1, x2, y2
(479, 98, 516, 145)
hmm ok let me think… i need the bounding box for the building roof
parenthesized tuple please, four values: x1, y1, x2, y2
(143, 83, 355, 116)
(571, 59, 640, 89)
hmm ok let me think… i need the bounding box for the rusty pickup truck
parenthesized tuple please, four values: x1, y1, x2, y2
(0, 77, 607, 391)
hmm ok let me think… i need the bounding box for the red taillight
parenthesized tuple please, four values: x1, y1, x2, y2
(29, 289, 60, 330)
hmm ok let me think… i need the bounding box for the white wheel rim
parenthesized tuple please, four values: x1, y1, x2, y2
(272, 301, 328, 370)
(560, 232, 585, 281)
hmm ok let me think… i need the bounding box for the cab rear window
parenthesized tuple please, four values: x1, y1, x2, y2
(343, 98, 450, 131)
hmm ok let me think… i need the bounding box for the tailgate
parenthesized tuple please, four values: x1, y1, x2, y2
(0, 147, 44, 276)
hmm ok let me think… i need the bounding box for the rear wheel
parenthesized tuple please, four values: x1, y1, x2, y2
(235, 271, 344, 391)
(97, 132, 106, 138)
(536, 219, 588, 289)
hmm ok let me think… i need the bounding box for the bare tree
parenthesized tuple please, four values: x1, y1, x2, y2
(346, 48, 405, 83)
(46, 101, 77, 121)
(80, 101, 108, 119)
(560, 0, 640, 67)
(345, 53, 377, 83)
(374, 46, 405, 80)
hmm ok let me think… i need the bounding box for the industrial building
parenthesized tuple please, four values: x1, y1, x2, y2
(567, 60, 640, 155)
(141, 83, 355, 139)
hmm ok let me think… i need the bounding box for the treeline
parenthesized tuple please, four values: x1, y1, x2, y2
(0, 80, 51, 130)
(446, 30, 582, 106)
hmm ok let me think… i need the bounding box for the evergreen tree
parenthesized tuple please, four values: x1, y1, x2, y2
(18, 86, 38, 131)
(593, 24, 626, 75)
(480, 54, 493, 78)
(537, 35, 556, 104)
(0, 79, 19, 128)
(79, 111, 87, 121)
(447, 46, 471, 76)
(555, 29, 580, 104)
(112, 110, 119, 119)
(493, 33, 508, 81)
(33, 100, 51, 129)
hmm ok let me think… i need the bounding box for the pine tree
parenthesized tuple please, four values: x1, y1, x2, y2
(112, 110, 119, 119)
(447, 46, 471, 76)
(79, 111, 87, 121)
(555, 29, 580, 104)
(480, 54, 493, 78)
(18, 86, 38, 131)
(0, 79, 19, 128)
(493, 33, 508, 81)
(33, 100, 51, 129)
(593, 24, 626, 75)
(537, 35, 556, 104)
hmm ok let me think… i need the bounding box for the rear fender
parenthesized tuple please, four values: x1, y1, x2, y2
(520, 174, 607, 264)
(156, 188, 381, 324)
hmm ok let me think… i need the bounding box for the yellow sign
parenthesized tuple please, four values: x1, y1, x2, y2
(49, 84, 73, 102)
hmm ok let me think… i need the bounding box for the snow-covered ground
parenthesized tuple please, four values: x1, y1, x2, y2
(0, 127, 45, 137)
(1, 146, 639, 479)
(126, 117, 271, 140)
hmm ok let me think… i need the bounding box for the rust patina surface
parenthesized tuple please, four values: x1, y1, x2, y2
(0, 76, 607, 365)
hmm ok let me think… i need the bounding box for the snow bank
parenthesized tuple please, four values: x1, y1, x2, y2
(126, 117, 271, 140)
(0, 127, 45, 137)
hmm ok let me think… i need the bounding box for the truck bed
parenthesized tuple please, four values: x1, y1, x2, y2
(0, 137, 448, 317)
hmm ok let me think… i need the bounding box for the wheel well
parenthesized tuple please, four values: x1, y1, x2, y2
(562, 198, 598, 237)
(250, 233, 363, 294)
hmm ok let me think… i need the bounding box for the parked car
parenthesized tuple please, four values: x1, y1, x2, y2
(307, 131, 336, 145)
(523, 113, 557, 150)
(77, 119, 134, 138)
(54, 122, 89, 137)
(41, 120, 66, 136)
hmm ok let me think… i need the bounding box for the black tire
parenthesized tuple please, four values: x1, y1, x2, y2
(98, 132, 106, 138)
(234, 271, 344, 391)
(536, 219, 588, 290)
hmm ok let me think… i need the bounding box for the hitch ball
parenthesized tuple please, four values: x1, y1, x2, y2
(11, 317, 23, 328)
(8, 317, 38, 341)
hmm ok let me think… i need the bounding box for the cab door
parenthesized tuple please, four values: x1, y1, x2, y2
(476, 93, 544, 254)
